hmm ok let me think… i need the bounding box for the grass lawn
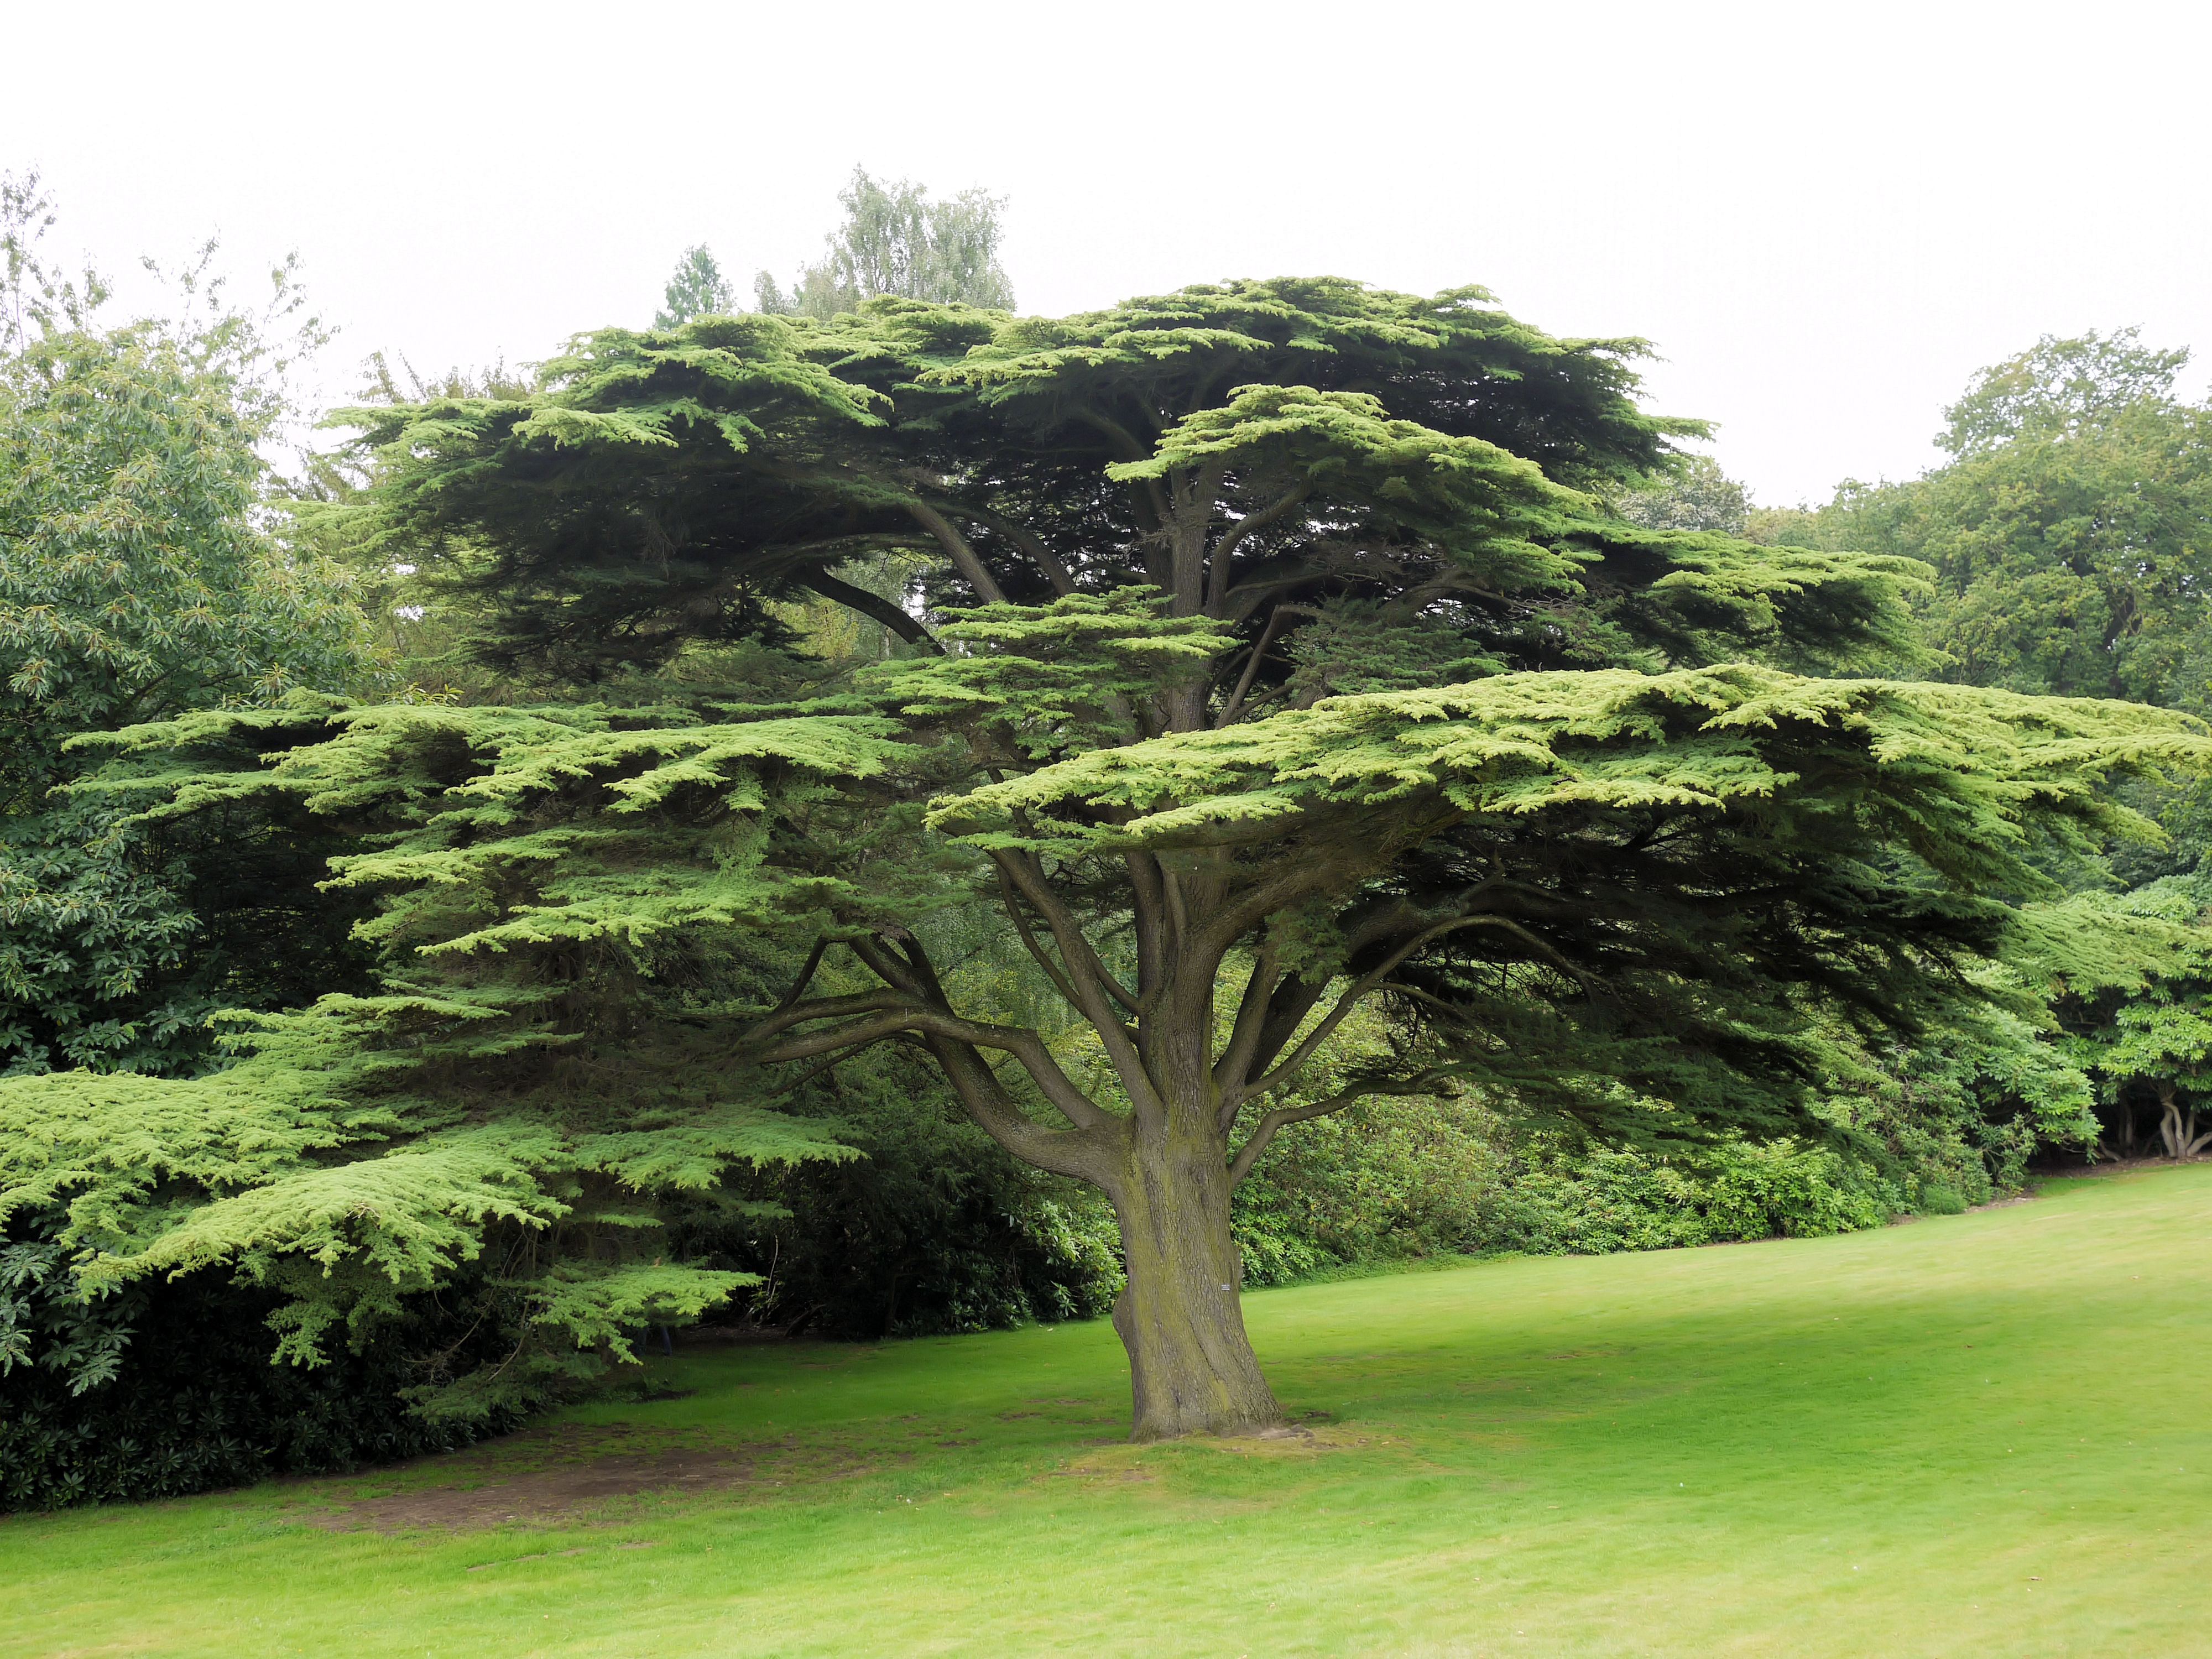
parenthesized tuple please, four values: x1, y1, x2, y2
(4, 1163, 2208, 1658)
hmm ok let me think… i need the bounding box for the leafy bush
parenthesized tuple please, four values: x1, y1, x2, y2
(1481, 1140, 1891, 1257)
(1234, 1094, 1516, 1284)
(697, 1045, 1124, 1338)
(1231, 1089, 1988, 1275)
(1, 1251, 523, 1513)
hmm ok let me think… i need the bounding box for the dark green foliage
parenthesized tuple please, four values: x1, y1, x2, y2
(696, 1046, 1121, 1338)
(1, 733, 378, 1077)
(0, 1248, 522, 1512)
(331, 279, 1914, 684)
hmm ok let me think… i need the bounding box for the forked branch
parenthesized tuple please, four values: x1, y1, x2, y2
(1240, 914, 1564, 1100)
(1207, 486, 1312, 614)
(903, 499, 1006, 603)
(929, 499, 1078, 597)
(745, 999, 1113, 1133)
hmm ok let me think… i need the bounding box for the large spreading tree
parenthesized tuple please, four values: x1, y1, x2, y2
(56, 280, 2210, 1439)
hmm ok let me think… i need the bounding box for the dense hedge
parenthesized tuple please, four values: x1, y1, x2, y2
(1, 1266, 524, 1513)
(1229, 1084, 2040, 1287)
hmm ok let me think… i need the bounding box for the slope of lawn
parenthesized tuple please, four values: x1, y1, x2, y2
(4, 1164, 2209, 1658)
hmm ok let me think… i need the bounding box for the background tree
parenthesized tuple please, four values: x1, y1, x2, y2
(0, 173, 372, 1077)
(2057, 871, 2212, 1159)
(754, 167, 1014, 318)
(1787, 329, 2212, 882)
(654, 245, 736, 328)
(1613, 453, 1752, 534)
(1811, 330, 2212, 707)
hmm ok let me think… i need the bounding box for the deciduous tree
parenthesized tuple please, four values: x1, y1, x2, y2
(754, 167, 1013, 318)
(0, 173, 370, 1076)
(655, 245, 736, 328)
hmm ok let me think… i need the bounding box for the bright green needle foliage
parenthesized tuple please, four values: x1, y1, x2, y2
(927, 662, 2206, 1143)
(70, 276, 2210, 1440)
(941, 665, 2190, 857)
(4, 692, 885, 1411)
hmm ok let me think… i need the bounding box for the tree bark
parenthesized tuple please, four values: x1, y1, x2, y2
(1106, 1116, 1285, 1441)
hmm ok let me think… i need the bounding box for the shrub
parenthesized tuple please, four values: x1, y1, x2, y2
(696, 1046, 1124, 1337)
(1233, 1093, 1517, 1285)
(0, 1255, 524, 1512)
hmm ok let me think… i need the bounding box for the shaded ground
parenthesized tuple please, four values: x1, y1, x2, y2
(297, 1423, 883, 1531)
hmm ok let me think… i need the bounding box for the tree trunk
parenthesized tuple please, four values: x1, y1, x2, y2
(1107, 1120, 1285, 1441)
(2158, 1088, 2184, 1160)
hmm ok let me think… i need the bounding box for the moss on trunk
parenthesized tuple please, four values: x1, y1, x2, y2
(1108, 1121, 1284, 1440)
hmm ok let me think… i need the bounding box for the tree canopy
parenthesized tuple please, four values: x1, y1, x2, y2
(0, 173, 371, 1077)
(24, 273, 2192, 1441)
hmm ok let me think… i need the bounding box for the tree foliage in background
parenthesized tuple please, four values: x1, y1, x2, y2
(754, 166, 1014, 318)
(655, 245, 737, 329)
(1811, 330, 2212, 708)
(2054, 871, 2212, 1159)
(0, 173, 372, 1076)
(1613, 453, 1751, 535)
(1776, 330, 2212, 884)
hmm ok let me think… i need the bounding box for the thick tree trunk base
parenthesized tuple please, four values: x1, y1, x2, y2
(1112, 1287, 1286, 1440)
(1110, 1138, 1286, 1441)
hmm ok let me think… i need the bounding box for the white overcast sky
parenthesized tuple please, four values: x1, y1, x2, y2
(6, 0, 2206, 505)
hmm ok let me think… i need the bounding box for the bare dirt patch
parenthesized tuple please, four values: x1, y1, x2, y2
(295, 1422, 883, 1533)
